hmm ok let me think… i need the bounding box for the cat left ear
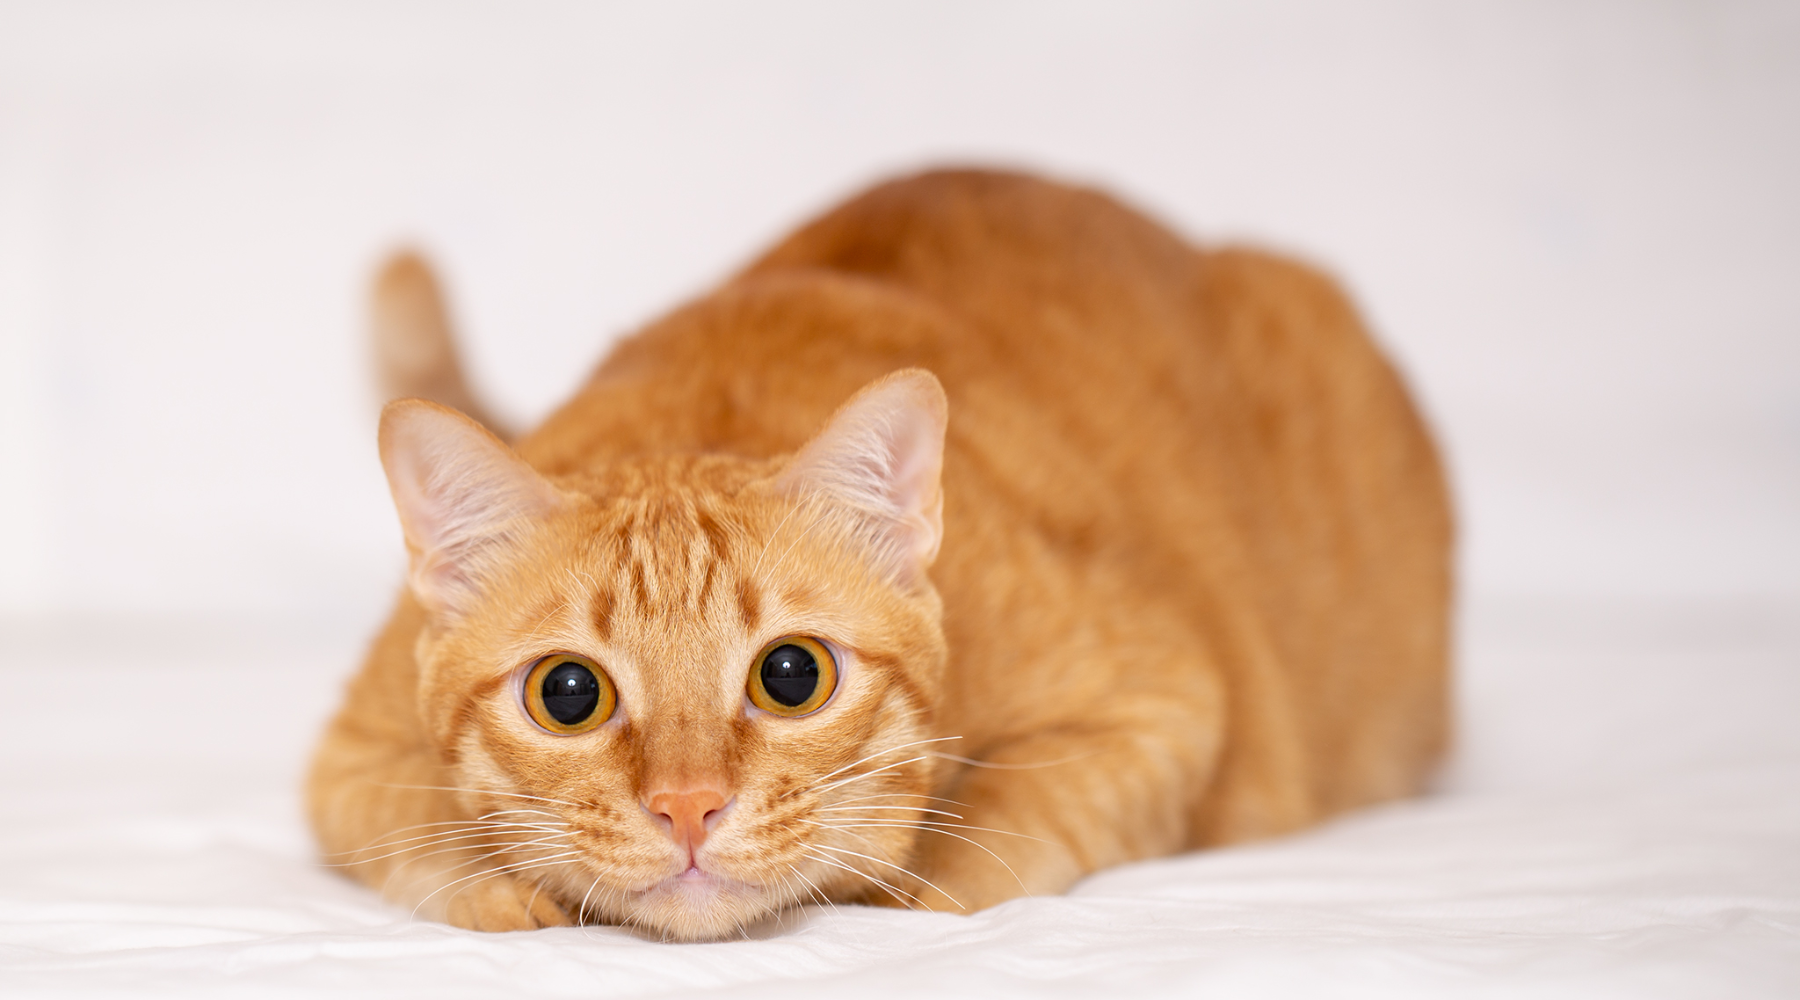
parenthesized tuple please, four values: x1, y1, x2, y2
(378, 399, 565, 617)
(776, 369, 948, 588)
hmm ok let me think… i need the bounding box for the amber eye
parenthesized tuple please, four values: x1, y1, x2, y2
(523, 654, 615, 735)
(748, 636, 838, 717)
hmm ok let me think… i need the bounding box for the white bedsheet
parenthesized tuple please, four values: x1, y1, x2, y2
(3, 597, 1797, 998)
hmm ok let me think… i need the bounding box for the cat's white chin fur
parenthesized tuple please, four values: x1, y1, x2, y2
(776, 368, 948, 589)
(623, 867, 777, 940)
(377, 398, 565, 616)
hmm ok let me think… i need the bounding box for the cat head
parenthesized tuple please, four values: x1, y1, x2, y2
(379, 369, 951, 940)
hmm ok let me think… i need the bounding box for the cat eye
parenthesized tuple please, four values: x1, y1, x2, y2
(747, 636, 838, 717)
(522, 654, 615, 735)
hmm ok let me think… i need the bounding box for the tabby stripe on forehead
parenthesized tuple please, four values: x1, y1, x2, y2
(735, 577, 761, 631)
(695, 509, 730, 558)
(590, 588, 616, 642)
(693, 508, 729, 611)
(629, 558, 651, 611)
(694, 510, 738, 611)
(696, 557, 719, 612)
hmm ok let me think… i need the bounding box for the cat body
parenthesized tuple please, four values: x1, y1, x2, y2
(308, 169, 1452, 940)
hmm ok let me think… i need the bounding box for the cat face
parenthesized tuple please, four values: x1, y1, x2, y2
(383, 371, 950, 940)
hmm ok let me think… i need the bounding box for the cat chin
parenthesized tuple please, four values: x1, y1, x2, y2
(618, 868, 776, 941)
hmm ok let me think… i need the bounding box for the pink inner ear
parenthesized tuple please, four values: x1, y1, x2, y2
(777, 369, 948, 582)
(378, 399, 563, 614)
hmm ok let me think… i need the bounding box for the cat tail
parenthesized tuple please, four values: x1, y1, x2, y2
(369, 249, 515, 442)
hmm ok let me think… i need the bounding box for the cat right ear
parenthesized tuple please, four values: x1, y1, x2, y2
(378, 399, 564, 617)
(776, 369, 948, 589)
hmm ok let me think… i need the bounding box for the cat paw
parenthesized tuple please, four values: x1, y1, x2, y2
(441, 874, 573, 931)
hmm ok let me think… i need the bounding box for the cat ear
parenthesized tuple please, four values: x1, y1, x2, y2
(776, 369, 948, 587)
(378, 399, 564, 616)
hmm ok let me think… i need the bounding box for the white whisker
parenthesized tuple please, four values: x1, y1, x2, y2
(809, 755, 932, 797)
(805, 736, 965, 788)
(375, 782, 589, 810)
(330, 829, 570, 868)
(927, 750, 1097, 770)
(814, 805, 964, 820)
(809, 843, 961, 910)
(578, 870, 606, 925)
(807, 820, 1032, 895)
(799, 849, 923, 911)
(360, 817, 569, 844)
(478, 807, 569, 822)
(330, 820, 568, 860)
(380, 835, 575, 880)
(431, 854, 586, 918)
(384, 842, 519, 899)
(810, 818, 1052, 846)
(827, 791, 970, 810)
(786, 863, 838, 916)
(412, 850, 584, 918)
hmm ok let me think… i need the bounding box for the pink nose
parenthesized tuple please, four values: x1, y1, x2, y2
(645, 787, 730, 860)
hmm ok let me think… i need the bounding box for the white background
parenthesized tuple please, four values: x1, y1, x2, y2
(2, 0, 1795, 628)
(1, 6, 1797, 994)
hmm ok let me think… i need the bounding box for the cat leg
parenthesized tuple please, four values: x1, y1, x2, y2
(309, 596, 576, 931)
(399, 846, 577, 933)
(309, 722, 574, 931)
(897, 697, 1226, 913)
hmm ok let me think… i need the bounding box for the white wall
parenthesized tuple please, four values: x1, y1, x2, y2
(2, 0, 1796, 623)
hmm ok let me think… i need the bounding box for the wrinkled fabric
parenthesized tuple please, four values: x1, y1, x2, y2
(2, 599, 1796, 998)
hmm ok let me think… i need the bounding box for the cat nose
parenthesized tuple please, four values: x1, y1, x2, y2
(644, 787, 732, 860)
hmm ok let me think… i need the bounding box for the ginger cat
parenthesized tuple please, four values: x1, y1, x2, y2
(308, 168, 1452, 941)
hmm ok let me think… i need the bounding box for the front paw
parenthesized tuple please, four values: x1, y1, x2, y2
(907, 837, 1081, 913)
(442, 873, 572, 931)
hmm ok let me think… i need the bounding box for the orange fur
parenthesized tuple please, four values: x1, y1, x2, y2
(308, 168, 1452, 940)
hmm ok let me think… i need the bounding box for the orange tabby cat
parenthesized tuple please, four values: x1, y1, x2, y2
(308, 168, 1452, 941)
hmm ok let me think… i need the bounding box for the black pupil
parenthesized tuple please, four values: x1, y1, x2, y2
(540, 661, 600, 726)
(760, 644, 820, 708)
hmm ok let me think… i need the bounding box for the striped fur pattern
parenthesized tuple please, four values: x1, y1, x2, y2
(308, 169, 1453, 941)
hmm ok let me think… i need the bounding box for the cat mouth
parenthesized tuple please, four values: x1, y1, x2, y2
(633, 863, 764, 909)
(617, 863, 774, 939)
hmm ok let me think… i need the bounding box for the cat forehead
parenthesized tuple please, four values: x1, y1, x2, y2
(548, 451, 779, 507)
(513, 490, 826, 638)
(467, 453, 885, 662)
